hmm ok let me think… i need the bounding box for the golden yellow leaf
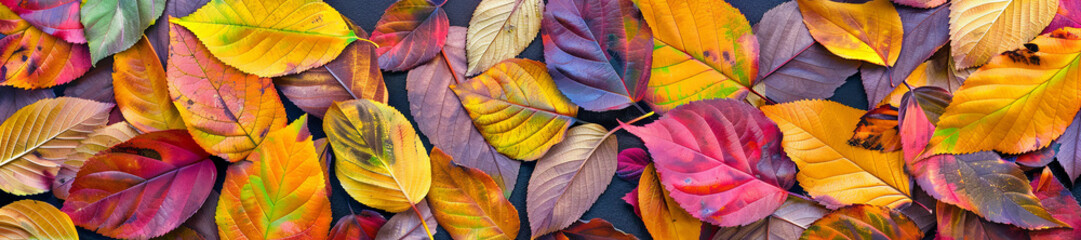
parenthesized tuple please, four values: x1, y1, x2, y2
(427, 148, 519, 240)
(114, 35, 185, 133)
(761, 100, 912, 209)
(796, 0, 903, 66)
(950, 0, 1058, 69)
(0, 200, 78, 239)
(638, 164, 701, 240)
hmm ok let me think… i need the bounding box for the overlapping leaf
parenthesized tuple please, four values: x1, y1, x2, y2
(929, 27, 1081, 155)
(860, 4, 952, 105)
(277, 18, 387, 119)
(465, 0, 544, 76)
(63, 58, 115, 104)
(936, 201, 1027, 240)
(801, 205, 922, 240)
(528, 123, 617, 238)
(216, 116, 333, 239)
(1044, 0, 1080, 34)
(761, 100, 912, 209)
(324, 99, 431, 213)
(62, 130, 215, 239)
(710, 196, 828, 240)
(167, 22, 288, 161)
(0, 25, 91, 89)
(0, 86, 52, 122)
(427, 148, 519, 240)
(451, 58, 578, 161)
(898, 87, 951, 164)
(623, 99, 795, 226)
(0, 0, 85, 43)
(636, 0, 758, 112)
(114, 36, 185, 133)
(156, 191, 219, 240)
(0, 97, 111, 195)
(616, 148, 649, 181)
(146, 0, 209, 65)
(894, 0, 946, 8)
(330, 210, 386, 240)
(80, 0, 165, 64)
(0, 200, 78, 239)
(52, 122, 139, 200)
(1030, 168, 1081, 239)
(407, 26, 519, 197)
(0, 4, 29, 34)
(638, 164, 700, 240)
(755, 1, 858, 103)
(875, 49, 966, 108)
(376, 200, 439, 240)
(797, 0, 902, 66)
(172, 0, 358, 77)
(541, 0, 652, 111)
(372, 0, 448, 71)
(537, 218, 637, 240)
(848, 105, 901, 152)
(950, 0, 1058, 69)
(1058, 111, 1081, 182)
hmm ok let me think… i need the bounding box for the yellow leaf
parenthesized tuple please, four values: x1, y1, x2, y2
(114, 35, 185, 133)
(324, 99, 431, 213)
(172, 0, 358, 77)
(761, 100, 912, 209)
(638, 164, 701, 240)
(465, 0, 544, 76)
(950, 0, 1058, 69)
(427, 148, 519, 240)
(451, 59, 578, 161)
(0, 200, 78, 239)
(930, 27, 1081, 154)
(796, 0, 903, 66)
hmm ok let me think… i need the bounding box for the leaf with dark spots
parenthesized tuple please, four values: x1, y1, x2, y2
(848, 105, 901, 152)
(0, 26, 91, 89)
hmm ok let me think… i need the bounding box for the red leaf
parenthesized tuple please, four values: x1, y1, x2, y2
(330, 210, 387, 240)
(539, 218, 638, 240)
(372, 0, 448, 71)
(616, 148, 650, 182)
(0, 0, 85, 43)
(1030, 168, 1081, 239)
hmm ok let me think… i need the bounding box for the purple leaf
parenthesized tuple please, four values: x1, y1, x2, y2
(1043, 0, 1081, 34)
(146, 0, 210, 66)
(63, 58, 114, 103)
(0, 86, 53, 122)
(616, 148, 650, 181)
(861, 4, 950, 105)
(755, 1, 858, 103)
(1030, 168, 1081, 239)
(372, 0, 449, 71)
(1057, 110, 1081, 182)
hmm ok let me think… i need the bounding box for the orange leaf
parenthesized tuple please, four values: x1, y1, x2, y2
(427, 148, 519, 239)
(0, 25, 91, 89)
(114, 35, 185, 133)
(797, 0, 903, 66)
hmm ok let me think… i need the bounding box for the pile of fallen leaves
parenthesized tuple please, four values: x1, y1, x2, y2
(0, 0, 1080, 239)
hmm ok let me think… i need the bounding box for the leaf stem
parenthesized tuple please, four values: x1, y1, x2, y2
(607, 111, 656, 135)
(410, 203, 434, 239)
(632, 102, 648, 115)
(356, 37, 380, 48)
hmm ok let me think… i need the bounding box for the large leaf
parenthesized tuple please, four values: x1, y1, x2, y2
(860, 4, 952, 105)
(636, 0, 758, 113)
(929, 27, 1081, 155)
(0, 0, 85, 43)
(1030, 168, 1081, 239)
(52, 122, 139, 200)
(538, 218, 637, 240)
(172, 0, 358, 77)
(800, 205, 922, 240)
(909, 152, 1066, 229)
(465, 0, 543, 76)
(616, 148, 649, 182)
(0, 26, 91, 89)
(622, 99, 795, 226)
(950, 0, 1058, 69)
(427, 148, 519, 239)
(0, 200, 78, 239)
(0, 97, 111, 195)
(114, 36, 185, 133)
(62, 130, 215, 239)
(761, 100, 912, 209)
(541, 0, 652, 111)
(1058, 111, 1081, 182)
(372, 0, 448, 71)
(710, 196, 829, 240)
(167, 22, 288, 161)
(407, 26, 519, 197)
(375, 200, 439, 240)
(527, 123, 617, 238)
(0, 86, 52, 122)
(638, 164, 701, 240)
(276, 18, 387, 119)
(330, 210, 386, 240)
(1044, 0, 1080, 33)
(936, 201, 1027, 240)
(755, 1, 859, 103)
(325, 99, 431, 213)
(796, 0, 903, 66)
(217, 116, 333, 239)
(80, 0, 165, 64)
(451, 58, 578, 161)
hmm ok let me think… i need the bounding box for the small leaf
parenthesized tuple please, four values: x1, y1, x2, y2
(452, 58, 578, 161)
(539, 218, 637, 240)
(376, 200, 439, 240)
(528, 123, 617, 238)
(756, 1, 859, 103)
(172, 0, 358, 77)
(0, 86, 52, 122)
(848, 105, 901, 152)
(936, 201, 1028, 240)
(330, 210, 387, 240)
(52, 122, 139, 200)
(1029, 168, 1081, 239)
(801, 205, 922, 240)
(1006, 144, 1058, 168)
(761, 100, 912, 209)
(616, 148, 650, 182)
(167, 22, 288, 161)
(711, 196, 829, 240)
(114, 35, 185, 133)
(0, 26, 91, 89)
(0, 200, 78, 239)
(62, 130, 216, 239)
(217, 116, 333, 239)
(638, 164, 701, 240)
(427, 148, 520, 240)
(950, 0, 1058, 68)
(465, 0, 543, 76)
(893, 0, 946, 8)
(325, 99, 431, 213)
(0, 0, 85, 43)
(898, 87, 951, 165)
(0, 97, 111, 195)
(1044, 0, 1081, 34)
(797, 0, 903, 66)
(372, 0, 448, 71)
(80, 0, 165, 64)
(1058, 111, 1081, 182)
(909, 152, 1066, 229)
(541, 0, 652, 111)
(860, 4, 952, 105)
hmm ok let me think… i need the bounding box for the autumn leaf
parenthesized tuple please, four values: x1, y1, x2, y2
(167, 22, 288, 162)
(172, 0, 358, 77)
(0, 4, 29, 34)
(114, 35, 185, 133)
(330, 210, 386, 240)
(376, 200, 439, 240)
(1058, 111, 1081, 182)
(452, 58, 578, 161)
(0, 86, 52, 122)
(797, 0, 903, 66)
(636, 0, 758, 112)
(755, 1, 859, 103)
(155, 191, 220, 240)
(0, 0, 85, 43)
(324, 99, 432, 213)
(936, 201, 1027, 240)
(80, 0, 165, 64)
(1007, 144, 1058, 168)
(616, 148, 650, 182)
(710, 196, 829, 240)
(427, 148, 520, 240)
(1030, 168, 1081, 239)
(372, 0, 448, 71)
(0, 25, 91, 89)
(528, 123, 617, 238)
(861, 4, 952, 105)
(898, 87, 951, 164)
(848, 105, 902, 152)
(465, 0, 543, 76)
(146, 0, 209, 65)
(63, 59, 114, 104)
(623, 99, 795, 226)
(761, 100, 912, 209)
(1044, 0, 1080, 33)
(0, 200, 78, 239)
(638, 164, 701, 240)
(217, 116, 333, 239)
(929, 27, 1081, 155)
(893, 0, 946, 8)
(874, 49, 967, 108)
(52, 122, 139, 200)
(950, 0, 1058, 69)
(407, 26, 519, 197)
(541, 0, 652, 111)
(537, 218, 637, 240)
(801, 205, 922, 240)
(0, 97, 111, 196)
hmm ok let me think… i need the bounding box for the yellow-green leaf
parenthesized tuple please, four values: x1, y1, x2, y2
(796, 0, 903, 66)
(0, 200, 78, 240)
(950, 0, 1058, 69)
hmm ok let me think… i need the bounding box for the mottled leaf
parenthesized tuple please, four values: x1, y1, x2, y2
(0, 86, 52, 122)
(860, 4, 951, 105)
(0, 25, 91, 89)
(427, 148, 519, 239)
(616, 148, 649, 182)
(755, 1, 859, 103)
(80, 0, 165, 64)
(936, 201, 1028, 240)
(1029, 168, 1081, 239)
(711, 196, 829, 240)
(950, 0, 1058, 69)
(114, 36, 185, 133)
(528, 123, 617, 238)
(0, 4, 29, 34)
(0, 200, 78, 239)
(797, 0, 902, 66)
(1006, 144, 1058, 168)
(898, 87, 951, 165)
(638, 164, 701, 240)
(800, 205, 922, 240)
(848, 105, 901, 152)
(375, 200, 438, 240)
(52, 122, 138, 200)
(330, 210, 387, 240)
(372, 0, 448, 71)
(0, 0, 85, 43)
(465, 0, 543, 76)
(874, 48, 967, 108)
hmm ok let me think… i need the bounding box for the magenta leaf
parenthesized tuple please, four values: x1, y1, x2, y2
(1029, 168, 1081, 239)
(622, 187, 641, 218)
(372, 0, 449, 71)
(861, 4, 950, 105)
(755, 1, 858, 103)
(0, 0, 85, 43)
(1043, 0, 1081, 34)
(1005, 144, 1059, 168)
(898, 86, 951, 164)
(541, 0, 652, 111)
(616, 148, 650, 181)
(622, 99, 795, 227)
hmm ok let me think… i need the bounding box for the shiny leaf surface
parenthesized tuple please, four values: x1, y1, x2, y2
(372, 0, 448, 71)
(80, 0, 165, 64)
